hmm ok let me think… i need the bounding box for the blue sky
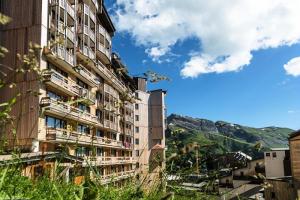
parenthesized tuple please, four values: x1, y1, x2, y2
(105, 0, 300, 129)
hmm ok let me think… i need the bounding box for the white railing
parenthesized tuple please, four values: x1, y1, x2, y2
(83, 46, 89, 57)
(46, 127, 92, 144)
(66, 27, 75, 42)
(77, 65, 100, 85)
(59, 0, 65, 9)
(83, 25, 89, 35)
(41, 97, 99, 124)
(58, 21, 64, 33)
(65, 50, 74, 65)
(56, 45, 65, 58)
(90, 11, 96, 23)
(79, 88, 96, 103)
(89, 49, 95, 60)
(90, 29, 95, 42)
(66, 1, 75, 19)
(45, 70, 80, 95)
(125, 115, 134, 124)
(84, 4, 89, 15)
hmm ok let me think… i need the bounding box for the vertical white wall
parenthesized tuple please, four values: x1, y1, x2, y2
(265, 150, 286, 178)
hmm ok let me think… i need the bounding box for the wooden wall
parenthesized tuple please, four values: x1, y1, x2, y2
(0, 0, 44, 149)
(290, 135, 300, 184)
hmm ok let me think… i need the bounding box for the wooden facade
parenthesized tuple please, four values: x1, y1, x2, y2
(0, 0, 43, 149)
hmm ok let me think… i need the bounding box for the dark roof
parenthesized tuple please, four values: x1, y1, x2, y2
(149, 89, 167, 94)
(289, 130, 300, 139)
(98, 3, 116, 35)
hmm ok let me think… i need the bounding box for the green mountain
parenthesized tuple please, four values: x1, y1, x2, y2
(166, 114, 294, 162)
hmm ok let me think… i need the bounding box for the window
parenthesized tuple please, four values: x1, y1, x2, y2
(78, 103, 90, 113)
(96, 147, 103, 156)
(45, 116, 66, 129)
(77, 124, 90, 134)
(76, 147, 89, 157)
(136, 150, 139, 157)
(111, 133, 117, 140)
(135, 127, 139, 133)
(135, 92, 139, 98)
(96, 91, 103, 101)
(135, 104, 139, 110)
(96, 109, 103, 120)
(96, 129, 104, 137)
(48, 63, 68, 78)
(135, 115, 139, 121)
(240, 171, 244, 176)
(111, 149, 116, 157)
(266, 152, 270, 157)
(46, 91, 66, 101)
(272, 152, 277, 158)
(77, 78, 88, 89)
(135, 139, 139, 145)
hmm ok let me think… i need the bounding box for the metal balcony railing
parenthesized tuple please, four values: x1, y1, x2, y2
(90, 11, 96, 23)
(97, 25, 112, 60)
(65, 50, 74, 65)
(46, 127, 93, 144)
(90, 29, 95, 42)
(51, 45, 75, 66)
(76, 65, 100, 85)
(41, 97, 99, 124)
(43, 70, 80, 95)
(66, 27, 75, 43)
(66, 1, 75, 19)
(79, 88, 96, 104)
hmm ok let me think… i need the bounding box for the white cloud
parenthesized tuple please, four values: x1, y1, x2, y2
(145, 47, 170, 62)
(288, 110, 300, 114)
(284, 57, 300, 77)
(112, 0, 300, 78)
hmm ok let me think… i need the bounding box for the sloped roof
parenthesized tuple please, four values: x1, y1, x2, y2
(289, 130, 300, 139)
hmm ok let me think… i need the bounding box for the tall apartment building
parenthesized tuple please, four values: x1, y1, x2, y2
(133, 77, 166, 180)
(0, 0, 141, 183)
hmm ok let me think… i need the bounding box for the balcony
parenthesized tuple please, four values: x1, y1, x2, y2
(66, 1, 75, 19)
(90, 62, 126, 93)
(65, 50, 74, 65)
(40, 97, 100, 125)
(100, 170, 135, 184)
(66, 27, 75, 43)
(46, 127, 93, 145)
(43, 46, 75, 71)
(74, 65, 100, 87)
(58, 21, 64, 33)
(79, 88, 96, 105)
(51, 0, 65, 9)
(86, 156, 136, 166)
(125, 128, 134, 136)
(90, 29, 96, 42)
(90, 11, 96, 23)
(92, 136, 123, 148)
(43, 70, 81, 96)
(96, 25, 112, 64)
(77, 45, 95, 61)
(124, 115, 134, 124)
(104, 120, 118, 131)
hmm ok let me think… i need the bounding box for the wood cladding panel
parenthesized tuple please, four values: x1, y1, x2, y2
(290, 140, 300, 181)
(0, 0, 43, 148)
